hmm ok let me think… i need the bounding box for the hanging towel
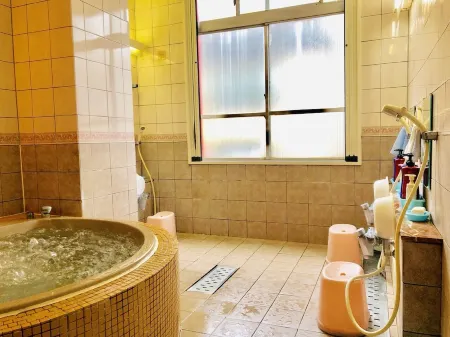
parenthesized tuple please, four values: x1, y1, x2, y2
(404, 125, 421, 162)
(390, 127, 409, 156)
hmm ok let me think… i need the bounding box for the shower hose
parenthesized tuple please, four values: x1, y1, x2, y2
(344, 141, 430, 336)
(137, 137, 157, 215)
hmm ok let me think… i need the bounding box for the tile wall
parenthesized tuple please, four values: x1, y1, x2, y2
(7, 0, 138, 219)
(132, 0, 409, 243)
(72, 0, 138, 220)
(0, 0, 23, 216)
(407, 0, 450, 335)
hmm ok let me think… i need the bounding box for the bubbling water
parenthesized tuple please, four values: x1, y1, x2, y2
(0, 227, 140, 304)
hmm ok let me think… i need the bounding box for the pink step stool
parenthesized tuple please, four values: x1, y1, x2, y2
(318, 261, 369, 336)
(326, 224, 361, 266)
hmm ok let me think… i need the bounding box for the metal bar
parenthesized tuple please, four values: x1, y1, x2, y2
(264, 24, 271, 155)
(270, 107, 345, 115)
(200, 112, 266, 119)
(199, 108, 345, 119)
(199, 1, 344, 34)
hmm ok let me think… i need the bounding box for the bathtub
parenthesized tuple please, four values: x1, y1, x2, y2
(0, 217, 158, 316)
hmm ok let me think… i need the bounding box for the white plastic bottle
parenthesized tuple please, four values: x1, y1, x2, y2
(405, 174, 417, 200)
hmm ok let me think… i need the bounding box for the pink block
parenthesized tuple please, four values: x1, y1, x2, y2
(318, 262, 369, 336)
(327, 224, 361, 266)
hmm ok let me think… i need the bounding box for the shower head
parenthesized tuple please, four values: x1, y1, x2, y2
(381, 104, 428, 133)
(381, 105, 408, 118)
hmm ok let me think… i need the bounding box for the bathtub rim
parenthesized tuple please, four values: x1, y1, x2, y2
(0, 217, 158, 317)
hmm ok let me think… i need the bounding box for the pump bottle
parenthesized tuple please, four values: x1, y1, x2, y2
(393, 149, 405, 180)
(400, 153, 419, 199)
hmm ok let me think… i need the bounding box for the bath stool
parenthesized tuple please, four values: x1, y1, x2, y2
(318, 261, 369, 336)
(147, 211, 177, 237)
(326, 224, 361, 265)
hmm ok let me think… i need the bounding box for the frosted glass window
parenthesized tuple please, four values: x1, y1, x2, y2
(196, 0, 236, 22)
(269, 14, 345, 111)
(202, 117, 266, 158)
(240, 0, 266, 14)
(271, 112, 345, 158)
(198, 27, 265, 115)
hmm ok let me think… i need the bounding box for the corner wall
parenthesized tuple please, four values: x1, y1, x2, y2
(10, 0, 137, 219)
(407, 0, 450, 334)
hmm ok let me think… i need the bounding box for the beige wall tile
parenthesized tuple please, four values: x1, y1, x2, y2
(227, 200, 246, 221)
(193, 217, 210, 235)
(209, 165, 227, 181)
(228, 181, 247, 201)
(308, 226, 328, 245)
(331, 205, 356, 224)
(307, 166, 330, 182)
(209, 180, 227, 200)
(266, 202, 286, 223)
(309, 204, 332, 227)
(175, 161, 191, 180)
(229, 220, 247, 238)
(246, 181, 266, 202)
(192, 180, 209, 199)
(266, 166, 286, 181)
(248, 221, 266, 239)
(247, 201, 266, 222)
(227, 165, 246, 181)
(158, 179, 176, 198)
(192, 198, 209, 219)
(308, 182, 331, 204)
(246, 165, 265, 181)
(287, 203, 308, 225)
(175, 180, 192, 199)
(192, 165, 209, 180)
(176, 198, 192, 217)
(210, 219, 228, 236)
(287, 224, 308, 243)
(330, 183, 355, 205)
(266, 182, 286, 203)
(210, 199, 228, 220)
(287, 182, 308, 204)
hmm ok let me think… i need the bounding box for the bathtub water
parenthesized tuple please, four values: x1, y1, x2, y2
(0, 227, 140, 303)
(0, 218, 158, 316)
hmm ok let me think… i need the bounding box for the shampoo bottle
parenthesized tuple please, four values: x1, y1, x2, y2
(393, 149, 405, 180)
(400, 153, 419, 199)
(405, 174, 417, 200)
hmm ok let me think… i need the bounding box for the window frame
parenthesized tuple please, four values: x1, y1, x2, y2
(185, 0, 360, 165)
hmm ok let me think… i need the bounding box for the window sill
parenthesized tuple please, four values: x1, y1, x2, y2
(188, 159, 362, 166)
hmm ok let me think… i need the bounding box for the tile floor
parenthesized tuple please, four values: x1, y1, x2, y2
(177, 233, 330, 337)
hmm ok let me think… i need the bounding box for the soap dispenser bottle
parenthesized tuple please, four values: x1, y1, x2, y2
(405, 174, 418, 200)
(393, 149, 405, 180)
(400, 153, 419, 199)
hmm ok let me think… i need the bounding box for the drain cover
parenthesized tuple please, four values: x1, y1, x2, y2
(187, 265, 238, 294)
(364, 256, 390, 337)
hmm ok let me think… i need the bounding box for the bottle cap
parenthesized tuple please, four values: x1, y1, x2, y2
(405, 153, 415, 167)
(395, 149, 404, 158)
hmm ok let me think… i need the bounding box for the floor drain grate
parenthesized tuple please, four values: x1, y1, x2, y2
(187, 265, 237, 294)
(364, 255, 390, 337)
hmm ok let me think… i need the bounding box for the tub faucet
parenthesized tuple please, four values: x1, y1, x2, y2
(41, 206, 52, 218)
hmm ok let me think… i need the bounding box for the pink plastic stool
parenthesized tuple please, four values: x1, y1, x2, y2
(318, 262, 369, 336)
(326, 224, 361, 265)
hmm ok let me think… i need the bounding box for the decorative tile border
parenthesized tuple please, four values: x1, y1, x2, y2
(2, 128, 400, 146)
(19, 132, 135, 145)
(362, 126, 402, 137)
(140, 133, 187, 142)
(0, 134, 20, 145)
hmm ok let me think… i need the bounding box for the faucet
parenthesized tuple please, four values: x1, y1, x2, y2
(41, 206, 52, 218)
